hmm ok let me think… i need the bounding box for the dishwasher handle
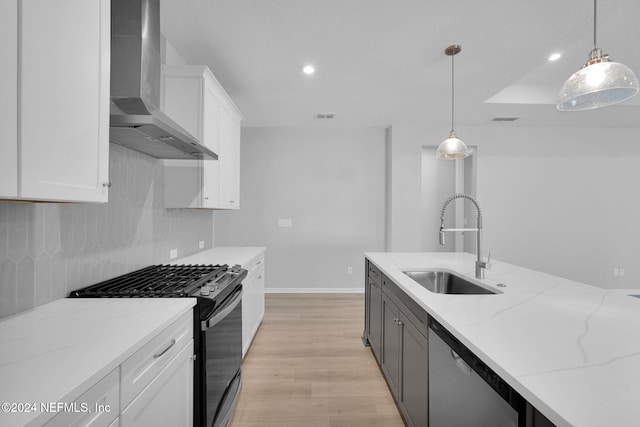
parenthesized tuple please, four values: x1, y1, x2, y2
(430, 318, 526, 413)
(450, 349, 472, 375)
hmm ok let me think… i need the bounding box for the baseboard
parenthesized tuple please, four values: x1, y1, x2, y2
(265, 287, 364, 294)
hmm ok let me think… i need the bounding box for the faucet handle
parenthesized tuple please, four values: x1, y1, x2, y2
(478, 252, 491, 270)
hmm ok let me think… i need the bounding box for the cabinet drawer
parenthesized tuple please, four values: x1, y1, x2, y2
(245, 254, 264, 278)
(246, 262, 264, 284)
(43, 368, 119, 427)
(120, 311, 193, 409)
(368, 262, 382, 285)
(382, 278, 429, 339)
(120, 340, 194, 427)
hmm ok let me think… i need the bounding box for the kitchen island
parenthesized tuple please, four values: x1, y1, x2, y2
(366, 252, 640, 427)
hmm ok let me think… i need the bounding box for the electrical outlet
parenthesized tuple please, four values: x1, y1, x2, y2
(614, 267, 620, 277)
(199, 240, 205, 249)
(169, 249, 178, 260)
(347, 266, 353, 275)
(278, 219, 292, 227)
(620, 268, 625, 277)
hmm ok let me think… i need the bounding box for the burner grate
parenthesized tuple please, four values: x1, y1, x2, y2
(70, 264, 227, 298)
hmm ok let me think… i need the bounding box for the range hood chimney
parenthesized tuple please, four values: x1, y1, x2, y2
(109, 0, 217, 160)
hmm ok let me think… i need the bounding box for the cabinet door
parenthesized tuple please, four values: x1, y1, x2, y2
(201, 75, 221, 207)
(242, 254, 265, 357)
(202, 75, 221, 152)
(381, 294, 401, 397)
(0, 0, 18, 197)
(368, 279, 383, 361)
(121, 340, 194, 427)
(399, 312, 429, 427)
(218, 101, 233, 208)
(19, 0, 110, 202)
(229, 113, 241, 208)
(43, 369, 119, 427)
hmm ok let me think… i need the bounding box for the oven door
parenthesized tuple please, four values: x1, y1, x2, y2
(202, 284, 243, 427)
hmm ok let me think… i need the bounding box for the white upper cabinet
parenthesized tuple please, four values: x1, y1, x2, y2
(0, 0, 18, 198)
(0, 0, 110, 203)
(218, 101, 241, 209)
(163, 65, 242, 210)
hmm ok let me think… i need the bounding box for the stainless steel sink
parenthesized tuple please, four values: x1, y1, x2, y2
(403, 270, 498, 295)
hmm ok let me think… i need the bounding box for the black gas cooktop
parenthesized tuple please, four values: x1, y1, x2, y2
(69, 264, 241, 297)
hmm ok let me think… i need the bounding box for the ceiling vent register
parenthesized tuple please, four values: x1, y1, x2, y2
(492, 117, 520, 122)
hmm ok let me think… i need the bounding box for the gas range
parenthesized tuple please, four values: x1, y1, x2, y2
(69, 263, 247, 427)
(69, 263, 246, 319)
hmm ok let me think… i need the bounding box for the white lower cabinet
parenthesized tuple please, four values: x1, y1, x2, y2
(120, 312, 192, 406)
(120, 311, 194, 427)
(242, 251, 265, 357)
(120, 340, 194, 427)
(46, 311, 194, 427)
(43, 369, 119, 427)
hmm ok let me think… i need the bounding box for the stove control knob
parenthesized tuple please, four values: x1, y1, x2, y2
(200, 287, 211, 296)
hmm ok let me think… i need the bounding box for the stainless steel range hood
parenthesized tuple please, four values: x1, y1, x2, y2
(109, 0, 217, 160)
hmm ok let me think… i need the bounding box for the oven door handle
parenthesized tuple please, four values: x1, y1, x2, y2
(201, 286, 243, 331)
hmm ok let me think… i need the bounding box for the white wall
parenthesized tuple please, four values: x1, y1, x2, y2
(420, 146, 455, 252)
(215, 127, 386, 291)
(391, 122, 640, 289)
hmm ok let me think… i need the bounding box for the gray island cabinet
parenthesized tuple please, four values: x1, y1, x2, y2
(364, 259, 429, 427)
(363, 257, 554, 427)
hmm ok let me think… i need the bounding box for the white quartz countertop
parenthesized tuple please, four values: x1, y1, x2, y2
(172, 246, 265, 267)
(0, 298, 195, 427)
(366, 252, 640, 427)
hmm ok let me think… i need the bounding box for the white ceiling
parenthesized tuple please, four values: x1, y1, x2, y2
(161, 0, 640, 129)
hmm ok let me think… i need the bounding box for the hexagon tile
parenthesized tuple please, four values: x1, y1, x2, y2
(0, 144, 213, 319)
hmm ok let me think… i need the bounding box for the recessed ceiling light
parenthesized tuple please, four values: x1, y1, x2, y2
(548, 53, 562, 62)
(302, 65, 315, 75)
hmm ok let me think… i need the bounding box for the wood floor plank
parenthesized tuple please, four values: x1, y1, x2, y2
(229, 293, 405, 427)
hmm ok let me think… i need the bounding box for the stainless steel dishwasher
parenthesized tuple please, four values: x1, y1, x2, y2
(429, 319, 527, 427)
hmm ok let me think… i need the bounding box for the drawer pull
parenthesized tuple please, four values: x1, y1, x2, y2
(153, 339, 176, 359)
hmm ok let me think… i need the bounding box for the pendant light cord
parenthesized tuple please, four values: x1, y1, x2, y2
(593, 0, 597, 48)
(451, 53, 455, 132)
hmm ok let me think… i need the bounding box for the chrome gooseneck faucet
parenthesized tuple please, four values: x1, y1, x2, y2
(439, 193, 490, 279)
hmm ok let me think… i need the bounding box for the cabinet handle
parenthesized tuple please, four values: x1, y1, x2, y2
(102, 182, 112, 188)
(258, 275, 262, 279)
(229, 200, 235, 204)
(153, 339, 176, 359)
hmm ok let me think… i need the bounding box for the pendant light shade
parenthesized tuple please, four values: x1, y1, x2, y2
(557, 0, 639, 111)
(437, 45, 469, 160)
(436, 131, 468, 160)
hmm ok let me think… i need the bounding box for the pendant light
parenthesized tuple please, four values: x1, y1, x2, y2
(557, 0, 638, 111)
(436, 45, 469, 160)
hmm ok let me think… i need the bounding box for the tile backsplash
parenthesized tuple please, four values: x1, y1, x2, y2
(0, 144, 213, 319)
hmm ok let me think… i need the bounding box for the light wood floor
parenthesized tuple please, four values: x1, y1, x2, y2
(229, 293, 406, 427)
